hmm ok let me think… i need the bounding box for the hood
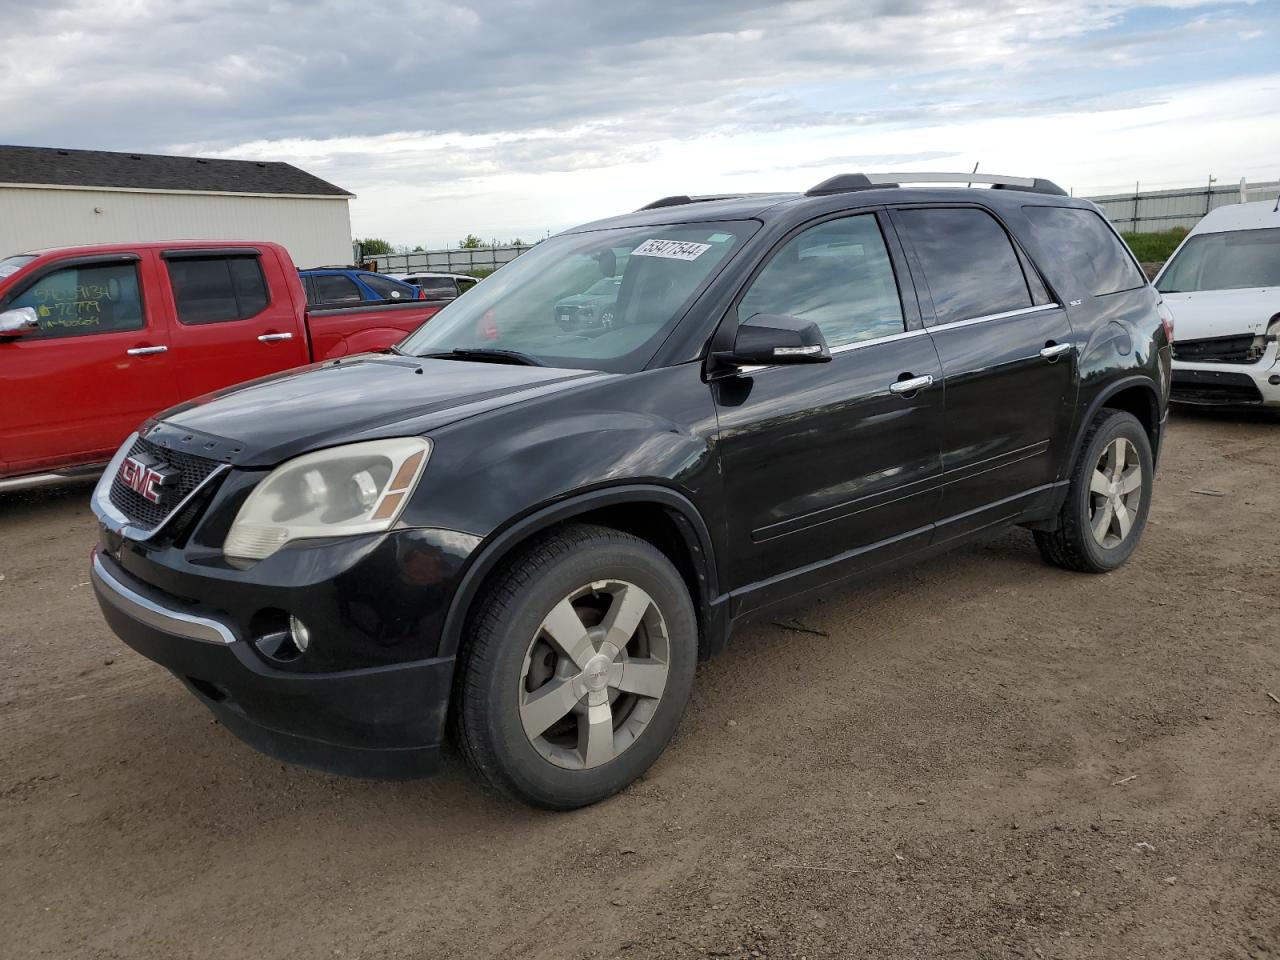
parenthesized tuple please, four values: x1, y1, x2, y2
(1163, 287, 1280, 341)
(154, 354, 606, 465)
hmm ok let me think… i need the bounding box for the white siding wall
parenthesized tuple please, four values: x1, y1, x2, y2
(0, 186, 352, 267)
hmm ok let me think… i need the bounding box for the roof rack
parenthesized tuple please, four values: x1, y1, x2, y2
(637, 193, 776, 211)
(805, 172, 1068, 198)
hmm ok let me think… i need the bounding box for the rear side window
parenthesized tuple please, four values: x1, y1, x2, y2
(362, 274, 411, 300)
(167, 256, 269, 325)
(5, 261, 144, 339)
(897, 208, 1032, 325)
(311, 274, 362, 305)
(1021, 206, 1145, 297)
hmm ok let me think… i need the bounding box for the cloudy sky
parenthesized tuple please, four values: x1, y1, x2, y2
(4, 0, 1277, 248)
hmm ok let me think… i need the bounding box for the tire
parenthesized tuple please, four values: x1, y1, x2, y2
(1034, 409, 1154, 573)
(453, 523, 698, 809)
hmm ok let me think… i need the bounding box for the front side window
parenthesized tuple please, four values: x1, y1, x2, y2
(311, 274, 362, 305)
(167, 256, 269, 325)
(738, 215, 905, 348)
(400, 220, 754, 372)
(362, 274, 411, 300)
(1157, 228, 1280, 293)
(5, 261, 144, 339)
(898, 207, 1032, 325)
(1021, 205, 1144, 297)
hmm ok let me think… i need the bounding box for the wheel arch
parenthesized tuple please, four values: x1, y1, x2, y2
(1069, 376, 1163, 470)
(439, 485, 725, 661)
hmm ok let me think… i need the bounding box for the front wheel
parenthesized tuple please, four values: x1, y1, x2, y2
(453, 524, 697, 809)
(1035, 409, 1154, 573)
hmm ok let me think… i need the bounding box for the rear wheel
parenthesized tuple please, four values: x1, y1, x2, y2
(1035, 409, 1154, 573)
(453, 524, 697, 809)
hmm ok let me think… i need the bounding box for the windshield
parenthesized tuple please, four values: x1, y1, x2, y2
(0, 255, 36, 280)
(1157, 228, 1280, 293)
(400, 221, 754, 371)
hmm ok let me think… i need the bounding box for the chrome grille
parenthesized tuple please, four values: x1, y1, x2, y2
(107, 436, 222, 531)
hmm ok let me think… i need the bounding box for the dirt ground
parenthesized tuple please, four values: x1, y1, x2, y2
(2, 411, 1278, 960)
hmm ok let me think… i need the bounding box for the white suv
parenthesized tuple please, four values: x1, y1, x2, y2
(1156, 199, 1280, 407)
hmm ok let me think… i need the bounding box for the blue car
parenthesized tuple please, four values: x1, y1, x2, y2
(300, 268, 423, 307)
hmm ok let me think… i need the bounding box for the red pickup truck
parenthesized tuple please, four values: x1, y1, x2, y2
(0, 240, 443, 487)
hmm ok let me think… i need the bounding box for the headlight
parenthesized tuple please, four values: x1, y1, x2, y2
(224, 438, 431, 562)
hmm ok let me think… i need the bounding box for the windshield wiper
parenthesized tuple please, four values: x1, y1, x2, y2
(419, 348, 545, 366)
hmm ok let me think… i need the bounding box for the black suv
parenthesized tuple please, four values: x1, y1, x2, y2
(91, 172, 1171, 809)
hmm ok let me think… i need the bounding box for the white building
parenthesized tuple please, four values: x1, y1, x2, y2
(0, 145, 354, 268)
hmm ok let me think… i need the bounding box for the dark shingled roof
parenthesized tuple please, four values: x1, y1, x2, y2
(0, 145, 353, 197)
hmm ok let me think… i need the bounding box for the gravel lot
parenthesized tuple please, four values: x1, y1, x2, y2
(3, 412, 1278, 960)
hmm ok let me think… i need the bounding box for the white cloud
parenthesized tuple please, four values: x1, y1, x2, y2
(2, 0, 1276, 245)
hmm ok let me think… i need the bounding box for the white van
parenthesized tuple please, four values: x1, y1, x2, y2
(1156, 198, 1280, 407)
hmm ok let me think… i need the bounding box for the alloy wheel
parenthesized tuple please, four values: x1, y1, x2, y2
(518, 580, 670, 770)
(1088, 437, 1143, 549)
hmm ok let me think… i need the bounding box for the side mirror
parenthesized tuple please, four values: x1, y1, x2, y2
(0, 306, 39, 339)
(719, 313, 831, 367)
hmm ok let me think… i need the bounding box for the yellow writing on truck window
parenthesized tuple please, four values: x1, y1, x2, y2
(30, 281, 115, 329)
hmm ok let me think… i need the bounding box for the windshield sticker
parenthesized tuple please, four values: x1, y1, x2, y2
(631, 239, 712, 261)
(706, 233, 733, 243)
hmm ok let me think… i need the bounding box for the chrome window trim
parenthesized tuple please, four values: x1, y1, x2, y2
(91, 551, 237, 645)
(830, 326, 929, 355)
(91, 431, 231, 542)
(927, 303, 1061, 333)
(736, 326, 928, 374)
(726, 303, 1061, 375)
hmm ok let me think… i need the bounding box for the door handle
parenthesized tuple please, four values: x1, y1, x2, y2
(258, 332, 294, 343)
(889, 374, 934, 395)
(126, 345, 168, 356)
(1040, 343, 1073, 360)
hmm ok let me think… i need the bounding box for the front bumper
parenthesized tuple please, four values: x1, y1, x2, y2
(1171, 342, 1280, 407)
(91, 550, 455, 779)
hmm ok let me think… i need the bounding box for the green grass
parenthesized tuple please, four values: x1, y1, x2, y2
(1121, 228, 1187, 263)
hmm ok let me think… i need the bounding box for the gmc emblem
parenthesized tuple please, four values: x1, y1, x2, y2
(119, 455, 178, 505)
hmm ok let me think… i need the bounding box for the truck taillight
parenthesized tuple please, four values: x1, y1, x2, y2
(417, 287, 427, 300)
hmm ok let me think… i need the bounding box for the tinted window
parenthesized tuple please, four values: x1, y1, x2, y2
(898, 208, 1032, 325)
(1157, 228, 1280, 293)
(167, 256, 269, 324)
(456, 277, 478, 293)
(362, 274, 411, 300)
(311, 274, 362, 305)
(1022, 206, 1145, 297)
(738, 215, 905, 348)
(6, 261, 144, 339)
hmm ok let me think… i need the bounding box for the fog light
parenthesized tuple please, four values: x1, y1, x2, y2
(289, 615, 311, 653)
(1268, 374, 1280, 386)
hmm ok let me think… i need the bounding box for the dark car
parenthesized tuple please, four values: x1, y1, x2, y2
(90, 172, 1171, 809)
(299, 267, 423, 306)
(554, 275, 622, 332)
